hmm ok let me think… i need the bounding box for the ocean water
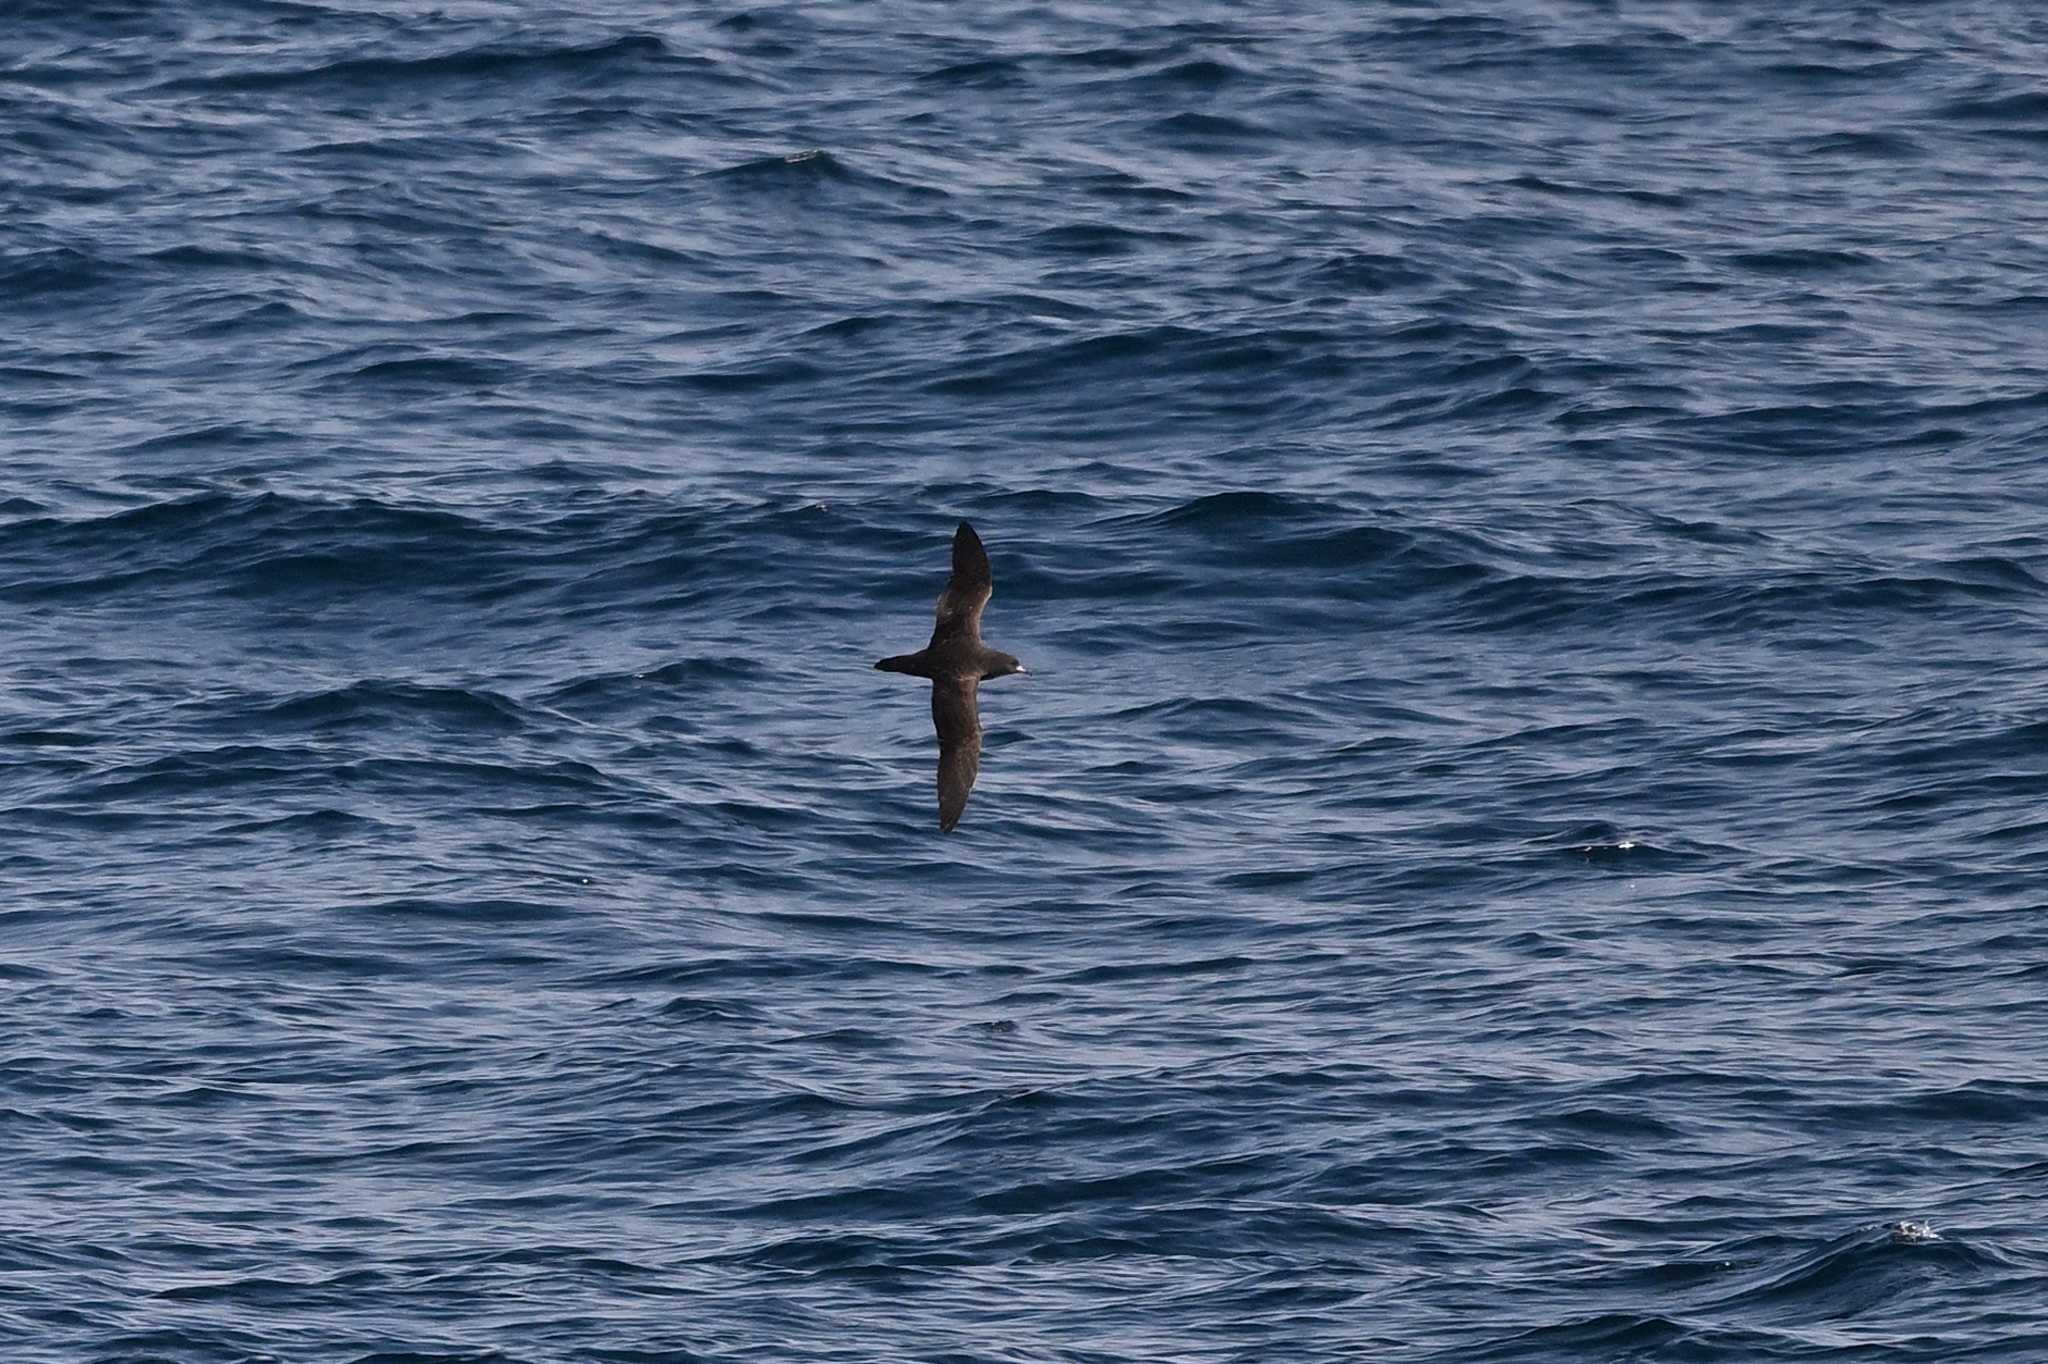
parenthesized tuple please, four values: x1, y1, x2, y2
(5, 2, 2048, 1360)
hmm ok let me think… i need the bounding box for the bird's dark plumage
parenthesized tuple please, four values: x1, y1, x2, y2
(934, 522, 992, 643)
(875, 522, 1025, 831)
(933, 676, 981, 832)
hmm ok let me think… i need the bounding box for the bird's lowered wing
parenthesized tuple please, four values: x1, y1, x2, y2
(930, 521, 992, 645)
(932, 674, 982, 832)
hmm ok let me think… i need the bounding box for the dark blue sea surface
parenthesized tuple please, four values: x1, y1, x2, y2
(6, 2, 2048, 1360)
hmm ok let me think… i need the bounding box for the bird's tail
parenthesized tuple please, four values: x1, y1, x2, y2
(875, 652, 930, 676)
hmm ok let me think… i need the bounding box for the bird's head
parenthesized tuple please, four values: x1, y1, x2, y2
(984, 652, 1026, 680)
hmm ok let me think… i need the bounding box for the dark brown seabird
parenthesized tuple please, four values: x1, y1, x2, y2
(875, 521, 1026, 832)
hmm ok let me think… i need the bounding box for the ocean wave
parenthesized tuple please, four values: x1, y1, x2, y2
(147, 33, 677, 97)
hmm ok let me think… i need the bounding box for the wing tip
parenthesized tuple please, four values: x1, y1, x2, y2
(950, 521, 990, 585)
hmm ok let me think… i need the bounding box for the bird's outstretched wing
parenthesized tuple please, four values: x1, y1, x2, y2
(932, 674, 982, 832)
(930, 521, 992, 646)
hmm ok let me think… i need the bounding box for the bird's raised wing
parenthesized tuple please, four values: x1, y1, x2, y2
(932, 674, 982, 832)
(930, 521, 992, 646)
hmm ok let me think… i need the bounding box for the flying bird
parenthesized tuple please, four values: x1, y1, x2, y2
(875, 521, 1026, 831)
